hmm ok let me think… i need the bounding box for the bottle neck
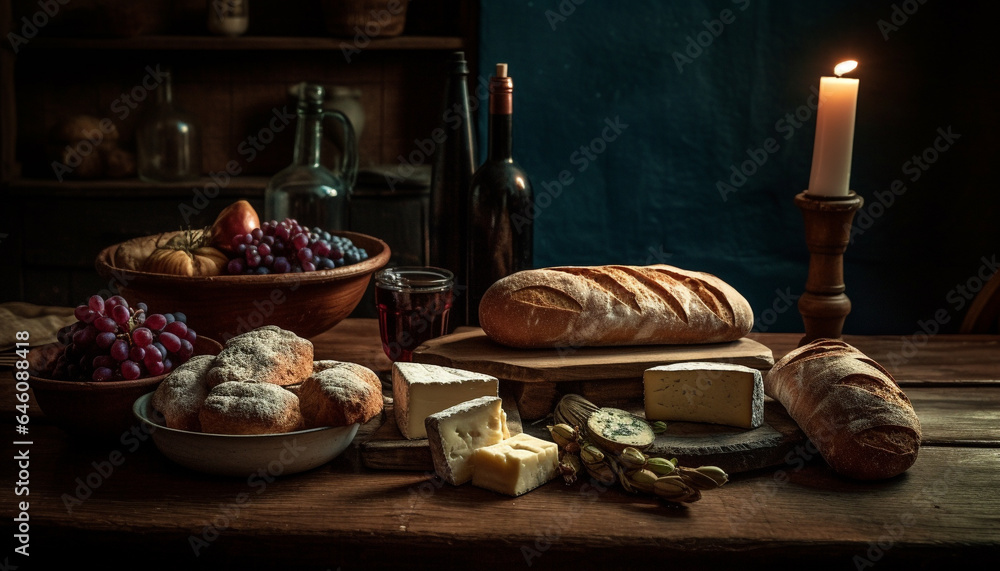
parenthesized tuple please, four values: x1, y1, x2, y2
(292, 109, 323, 167)
(487, 113, 512, 161)
(487, 75, 514, 162)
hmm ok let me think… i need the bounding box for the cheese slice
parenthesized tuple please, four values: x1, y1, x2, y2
(391, 362, 499, 439)
(471, 433, 559, 496)
(425, 396, 510, 485)
(643, 362, 764, 429)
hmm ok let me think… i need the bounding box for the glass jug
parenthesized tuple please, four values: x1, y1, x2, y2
(264, 83, 358, 231)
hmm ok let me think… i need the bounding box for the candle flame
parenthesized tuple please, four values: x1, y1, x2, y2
(834, 60, 858, 77)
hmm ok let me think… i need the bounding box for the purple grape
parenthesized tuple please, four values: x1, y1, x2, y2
(130, 346, 146, 362)
(273, 257, 291, 274)
(136, 302, 148, 314)
(143, 345, 162, 367)
(160, 332, 181, 353)
(92, 367, 114, 382)
(173, 312, 187, 324)
(297, 247, 313, 263)
(93, 355, 115, 370)
(96, 331, 116, 349)
(228, 258, 245, 274)
(257, 243, 271, 257)
(73, 327, 97, 347)
(301, 261, 316, 272)
(247, 253, 261, 268)
(164, 320, 188, 338)
(313, 241, 331, 257)
(95, 316, 118, 333)
(185, 328, 197, 343)
(231, 234, 246, 249)
(262, 235, 274, 246)
(146, 360, 165, 376)
(111, 339, 129, 361)
(178, 339, 194, 360)
(275, 225, 290, 240)
(88, 295, 105, 313)
(120, 360, 141, 380)
(292, 233, 309, 249)
(162, 358, 174, 374)
(107, 295, 127, 309)
(251, 227, 263, 240)
(74, 305, 92, 321)
(112, 304, 131, 325)
(132, 327, 153, 347)
(152, 342, 167, 360)
(145, 313, 167, 331)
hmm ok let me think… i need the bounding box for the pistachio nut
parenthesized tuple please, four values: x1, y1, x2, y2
(580, 444, 605, 466)
(676, 466, 722, 491)
(618, 447, 648, 470)
(653, 476, 702, 503)
(694, 465, 729, 487)
(645, 456, 676, 476)
(651, 420, 668, 434)
(548, 423, 578, 448)
(626, 468, 659, 493)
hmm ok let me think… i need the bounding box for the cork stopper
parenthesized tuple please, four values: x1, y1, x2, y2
(495, 63, 508, 78)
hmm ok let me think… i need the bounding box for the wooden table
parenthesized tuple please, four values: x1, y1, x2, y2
(3, 320, 998, 570)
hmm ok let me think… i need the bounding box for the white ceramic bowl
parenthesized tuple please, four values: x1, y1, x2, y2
(133, 392, 359, 477)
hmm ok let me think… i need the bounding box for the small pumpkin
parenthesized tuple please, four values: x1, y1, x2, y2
(113, 233, 165, 271)
(142, 229, 228, 277)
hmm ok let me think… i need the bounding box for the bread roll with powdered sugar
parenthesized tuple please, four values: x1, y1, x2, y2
(765, 339, 921, 480)
(478, 264, 753, 348)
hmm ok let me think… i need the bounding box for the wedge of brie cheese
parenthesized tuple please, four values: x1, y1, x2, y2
(425, 396, 510, 485)
(392, 362, 499, 439)
(471, 433, 558, 496)
(644, 362, 764, 429)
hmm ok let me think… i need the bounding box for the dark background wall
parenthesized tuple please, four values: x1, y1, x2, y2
(477, 0, 999, 334)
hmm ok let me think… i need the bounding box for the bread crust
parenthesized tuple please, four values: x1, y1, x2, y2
(206, 325, 313, 388)
(152, 354, 215, 431)
(764, 339, 921, 480)
(199, 381, 304, 435)
(299, 360, 383, 428)
(479, 264, 753, 348)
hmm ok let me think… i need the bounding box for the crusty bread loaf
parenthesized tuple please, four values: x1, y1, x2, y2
(764, 339, 921, 480)
(478, 264, 753, 348)
(298, 360, 383, 428)
(152, 354, 214, 431)
(206, 325, 313, 388)
(199, 381, 304, 435)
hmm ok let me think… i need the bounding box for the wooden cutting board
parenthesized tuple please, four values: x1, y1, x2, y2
(412, 329, 775, 420)
(527, 398, 805, 475)
(360, 390, 524, 471)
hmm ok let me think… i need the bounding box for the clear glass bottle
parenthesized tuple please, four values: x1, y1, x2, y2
(265, 83, 358, 231)
(137, 69, 201, 182)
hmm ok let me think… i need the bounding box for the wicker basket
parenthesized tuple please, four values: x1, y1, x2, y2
(321, 0, 410, 38)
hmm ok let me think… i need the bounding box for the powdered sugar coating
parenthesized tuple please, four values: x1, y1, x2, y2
(152, 354, 215, 431)
(199, 380, 304, 435)
(206, 325, 313, 387)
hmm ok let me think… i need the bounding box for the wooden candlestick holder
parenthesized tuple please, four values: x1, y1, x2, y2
(795, 190, 864, 346)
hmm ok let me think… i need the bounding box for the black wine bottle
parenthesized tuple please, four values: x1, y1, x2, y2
(429, 51, 476, 327)
(467, 63, 534, 326)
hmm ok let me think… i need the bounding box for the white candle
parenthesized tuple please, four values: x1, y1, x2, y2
(807, 60, 859, 197)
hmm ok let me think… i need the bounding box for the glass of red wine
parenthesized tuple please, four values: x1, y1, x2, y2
(375, 267, 454, 362)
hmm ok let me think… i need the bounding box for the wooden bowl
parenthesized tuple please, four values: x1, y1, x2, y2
(133, 392, 360, 476)
(29, 336, 223, 439)
(95, 230, 391, 342)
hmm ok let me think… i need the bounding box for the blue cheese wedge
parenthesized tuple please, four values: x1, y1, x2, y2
(391, 362, 499, 439)
(644, 362, 764, 429)
(425, 396, 510, 485)
(471, 433, 558, 496)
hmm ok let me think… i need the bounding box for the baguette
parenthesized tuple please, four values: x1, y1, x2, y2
(478, 264, 753, 348)
(764, 339, 921, 480)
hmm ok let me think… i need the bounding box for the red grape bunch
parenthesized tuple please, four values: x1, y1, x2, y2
(225, 218, 369, 275)
(53, 294, 197, 382)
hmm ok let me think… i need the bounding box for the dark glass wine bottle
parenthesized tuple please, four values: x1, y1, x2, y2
(429, 51, 476, 328)
(467, 63, 534, 326)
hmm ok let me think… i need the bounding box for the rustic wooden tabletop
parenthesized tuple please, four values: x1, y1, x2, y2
(3, 319, 998, 570)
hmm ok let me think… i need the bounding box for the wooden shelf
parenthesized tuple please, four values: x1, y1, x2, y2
(22, 35, 465, 52)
